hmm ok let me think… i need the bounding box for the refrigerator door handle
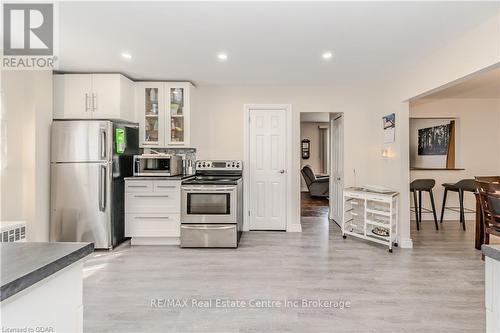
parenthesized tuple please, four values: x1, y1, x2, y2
(99, 164, 107, 212)
(100, 127, 107, 160)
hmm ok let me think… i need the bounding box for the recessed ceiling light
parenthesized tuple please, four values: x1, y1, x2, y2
(121, 52, 132, 60)
(322, 52, 333, 60)
(217, 53, 228, 61)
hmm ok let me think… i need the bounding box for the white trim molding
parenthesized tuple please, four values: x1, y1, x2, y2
(243, 104, 294, 232)
(287, 224, 302, 233)
(399, 238, 413, 249)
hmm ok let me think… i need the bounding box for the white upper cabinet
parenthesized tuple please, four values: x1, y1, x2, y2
(135, 82, 192, 148)
(53, 74, 134, 121)
(135, 82, 165, 147)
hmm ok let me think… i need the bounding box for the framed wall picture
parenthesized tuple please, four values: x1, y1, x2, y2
(418, 124, 451, 155)
(301, 139, 310, 159)
(383, 113, 396, 143)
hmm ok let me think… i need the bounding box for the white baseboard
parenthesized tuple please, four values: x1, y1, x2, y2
(287, 224, 302, 232)
(399, 238, 413, 249)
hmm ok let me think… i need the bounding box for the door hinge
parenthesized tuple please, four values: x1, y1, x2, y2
(248, 210, 251, 216)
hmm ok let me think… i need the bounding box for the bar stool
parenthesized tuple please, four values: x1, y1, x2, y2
(410, 179, 439, 231)
(440, 179, 476, 230)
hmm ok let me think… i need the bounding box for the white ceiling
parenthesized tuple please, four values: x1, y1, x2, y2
(419, 67, 500, 99)
(57, 2, 499, 85)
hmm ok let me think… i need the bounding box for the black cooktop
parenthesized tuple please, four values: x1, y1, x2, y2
(182, 175, 242, 185)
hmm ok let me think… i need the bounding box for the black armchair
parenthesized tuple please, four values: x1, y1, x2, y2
(301, 165, 329, 198)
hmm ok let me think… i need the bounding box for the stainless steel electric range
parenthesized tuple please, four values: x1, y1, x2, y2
(180, 160, 243, 248)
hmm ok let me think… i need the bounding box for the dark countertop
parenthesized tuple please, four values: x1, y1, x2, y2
(125, 174, 195, 181)
(482, 245, 500, 262)
(1, 242, 94, 302)
(410, 167, 465, 171)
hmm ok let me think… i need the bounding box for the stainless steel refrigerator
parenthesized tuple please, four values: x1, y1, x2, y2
(50, 120, 139, 249)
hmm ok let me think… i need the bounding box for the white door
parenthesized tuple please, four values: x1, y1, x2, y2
(329, 114, 344, 223)
(249, 109, 287, 230)
(91, 74, 121, 119)
(64, 74, 92, 118)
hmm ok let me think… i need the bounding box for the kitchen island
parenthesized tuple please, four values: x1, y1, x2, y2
(483, 245, 500, 333)
(1, 242, 93, 333)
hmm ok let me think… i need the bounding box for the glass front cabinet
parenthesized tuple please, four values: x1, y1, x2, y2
(136, 82, 192, 147)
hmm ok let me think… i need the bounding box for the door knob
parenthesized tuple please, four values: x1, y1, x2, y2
(278, 169, 286, 174)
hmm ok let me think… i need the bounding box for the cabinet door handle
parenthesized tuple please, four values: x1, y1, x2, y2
(128, 185, 148, 188)
(85, 93, 89, 112)
(92, 92, 97, 112)
(157, 185, 176, 189)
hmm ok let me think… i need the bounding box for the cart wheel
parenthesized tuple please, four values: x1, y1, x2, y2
(394, 243, 398, 247)
(389, 248, 393, 253)
(342, 235, 346, 239)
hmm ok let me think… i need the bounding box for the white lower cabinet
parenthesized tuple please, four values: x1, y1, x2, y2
(1, 260, 85, 332)
(125, 179, 181, 245)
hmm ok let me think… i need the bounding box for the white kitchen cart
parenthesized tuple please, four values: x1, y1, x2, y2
(342, 187, 399, 252)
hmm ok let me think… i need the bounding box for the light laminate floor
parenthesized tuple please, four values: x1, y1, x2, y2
(84, 217, 489, 333)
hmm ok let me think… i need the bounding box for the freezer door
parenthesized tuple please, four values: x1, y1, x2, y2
(50, 162, 111, 249)
(51, 120, 111, 162)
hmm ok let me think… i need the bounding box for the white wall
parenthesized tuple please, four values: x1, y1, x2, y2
(300, 121, 329, 191)
(410, 98, 500, 221)
(191, 85, 380, 232)
(0, 71, 53, 241)
(364, 11, 500, 246)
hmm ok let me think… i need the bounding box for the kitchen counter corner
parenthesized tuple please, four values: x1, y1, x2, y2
(482, 244, 500, 261)
(1, 242, 94, 301)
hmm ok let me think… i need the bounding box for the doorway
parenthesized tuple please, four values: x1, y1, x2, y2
(407, 66, 500, 249)
(300, 112, 344, 228)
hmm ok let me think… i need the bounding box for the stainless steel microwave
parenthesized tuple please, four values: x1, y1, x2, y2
(133, 154, 183, 176)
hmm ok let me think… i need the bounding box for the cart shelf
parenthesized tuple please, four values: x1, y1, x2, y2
(342, 187, 399, 252)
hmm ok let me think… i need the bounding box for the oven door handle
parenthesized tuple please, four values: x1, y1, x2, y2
(181, 186, 235, 192)
(181, 225, 235, 230)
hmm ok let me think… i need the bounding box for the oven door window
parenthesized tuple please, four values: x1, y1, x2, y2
(187, 193, 230, 215)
